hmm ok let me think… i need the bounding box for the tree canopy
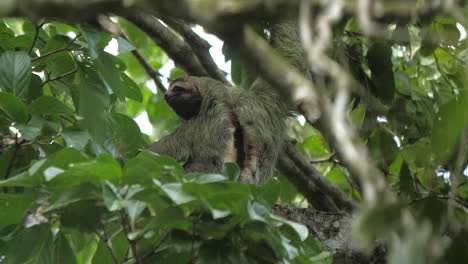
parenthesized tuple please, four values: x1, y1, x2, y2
(0, 1, 467, 264)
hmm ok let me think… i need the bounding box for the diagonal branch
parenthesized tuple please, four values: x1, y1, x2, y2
(97, 15, 167, 94)
(278, 140, 358, 213)
(121, 9, 209, 77)
(161, 17, 230, 85)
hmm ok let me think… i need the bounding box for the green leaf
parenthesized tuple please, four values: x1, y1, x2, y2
(64, 229, 98, 264)
(159, 183, 196, 205)
(247, 202, 271, 223)
(30, 148, 89, 186)
(126, 200, 146, 225)
(1, 225, 51, 264)
(432, 93, 468, 161)
(1, 224, 77, 264)
(26, 74, 43, 103)
(367, 42, 395, 105)
(368, 127, 399, 168)
(0, 193, 34, 230)
(45, 183, 98, 212)
(60, 129, 90, 150)
(122, 73, 142, 102)
(223, 44, 256, 89)
(94, 52, 125, 99)
(430, 18, 461, 46)
(102, 182, 126, 211)
(77, 25, 108, 60)
(77, 66, 110, 144)
(199, 241, 243, 264)
(47, 153, 121, 188)
(222, 162, 240, 181)
(123, 152, 184, 185)
(398, 163, 417, 200)
(349, 105, 366, 128)
(182, 181, 250, 216)
(29, 95, 74, 115)
(61, 200, 102, 232)
(169, 67, 187, 79)
(54, 232, 78, 264)
(188, 173, 228, 184)
(277, 173, 298, 203)
(0, 92, 29, 123)
(257, 177, 281, 207)
(145, 207, 191, 231)
(0, 51, 32, 98)
(301, 134, 330, 157)
(106, 113, 144, 160)
(147, 92, 180, 133)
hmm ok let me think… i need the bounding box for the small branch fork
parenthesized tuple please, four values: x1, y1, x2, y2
(31, 33, 81, 62)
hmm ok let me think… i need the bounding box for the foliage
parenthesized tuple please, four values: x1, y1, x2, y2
(0, 5, 467, 264)
(0, 19, 321, 264)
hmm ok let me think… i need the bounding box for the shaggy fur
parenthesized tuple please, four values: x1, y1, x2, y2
(149, 21, 306, 184)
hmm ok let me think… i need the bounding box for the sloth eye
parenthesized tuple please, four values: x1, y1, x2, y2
(172, 85, 186, 93)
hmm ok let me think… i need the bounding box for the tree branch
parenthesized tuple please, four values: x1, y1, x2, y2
(97, 15, 167, 94)
(95, 228, 120, 264)
(278, 140, 358, 213)
(272, 205, 386, 264)
(161, 16, 230, 85)
(120, 210, 141, 264)
(120, 9, 209, 77)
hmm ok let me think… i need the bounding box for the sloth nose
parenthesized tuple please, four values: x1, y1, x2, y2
(164, 92, 173, 100)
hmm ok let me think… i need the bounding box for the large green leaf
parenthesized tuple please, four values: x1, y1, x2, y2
(199, 241, 243, 264)
(0, 51, 32, 98)
(0, 193, 34, 230)
(94, 51, 125, 99)
(122, 73, 142, 102)
(432, 92, 468, 161)
(77, 66, 110, 144)
(77, 25, 111, 60)
(0, 92, 29, 123)
(60, 129, 90, 150)
(106, 113, 144, 160)
(29, 95, 74, 115)
(123, 152, 184, 185)
(367, 42, 395, 105)
(1, 225, 77, 264)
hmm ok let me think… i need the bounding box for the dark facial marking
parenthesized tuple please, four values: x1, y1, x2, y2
(165, 80, 202, 120)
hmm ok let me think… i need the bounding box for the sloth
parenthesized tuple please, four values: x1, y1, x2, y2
(149, 21, 304, 184)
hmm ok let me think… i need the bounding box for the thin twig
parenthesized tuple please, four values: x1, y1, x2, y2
(94, 229, 120, 264)
(440, 47, 468, 66)
(41, 69, 78, 87)
(121, 10, 210, 77)
(28, 21, 45, 55)
(3, 133, 20, 193)
(97, 15, 168, 94)
(120, 210, 141, 264)
(31, 34, 81, 62)
(137, 232, 170, 264)
(433, 51, 458, 94)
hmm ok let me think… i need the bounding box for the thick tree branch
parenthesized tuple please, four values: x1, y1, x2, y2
(272, 205, 386, 264)
(278, 140, 358, 213)
(5, 0, 461, 30)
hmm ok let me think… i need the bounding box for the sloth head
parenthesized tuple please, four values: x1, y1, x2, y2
(164, 77, 202, 120)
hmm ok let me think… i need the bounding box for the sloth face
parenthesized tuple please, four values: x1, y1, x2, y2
(165, 77, 202, 120)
